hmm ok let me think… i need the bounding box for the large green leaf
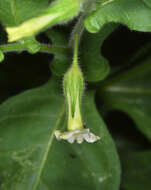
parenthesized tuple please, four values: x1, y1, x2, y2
(0, 77, 120, 190)
(0, 0, 50, 26)
(121, 151, 151, 190)
(98, 58, 151, 141)
(84, 0, 151, 33)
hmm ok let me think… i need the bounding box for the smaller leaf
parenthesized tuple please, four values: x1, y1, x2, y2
(80, 23, 118, 82)
(84, 0, 151, 33)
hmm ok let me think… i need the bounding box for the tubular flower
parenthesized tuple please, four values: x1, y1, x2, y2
(54, 35, 100, 144)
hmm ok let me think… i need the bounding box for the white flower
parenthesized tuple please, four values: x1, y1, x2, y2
(54, 128, 100, 144)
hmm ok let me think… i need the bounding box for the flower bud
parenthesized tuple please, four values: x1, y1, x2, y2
(6, 0, 84, 42)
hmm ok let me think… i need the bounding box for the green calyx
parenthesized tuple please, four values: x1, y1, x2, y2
(6, 0, 84, 42)
(63, 35, 84, 131)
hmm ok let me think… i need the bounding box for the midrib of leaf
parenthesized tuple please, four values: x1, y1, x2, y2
(100, 0, 151, 9)
(32, 104, 65, 190)
(101, 0, 116, 6)
(101, 63, 151, 89)
(142, 0, 151, 9)
(0, 113, 56, 123)
(104, 86, 151, 95)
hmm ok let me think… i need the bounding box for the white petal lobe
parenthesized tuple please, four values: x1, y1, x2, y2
(54, 129, 100, 144)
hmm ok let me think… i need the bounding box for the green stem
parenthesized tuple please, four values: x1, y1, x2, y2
(0, 43, 69, 55)
(73, 34, 79, 66)
(69, 0, 94, 47)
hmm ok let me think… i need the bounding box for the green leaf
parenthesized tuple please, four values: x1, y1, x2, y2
(84, 0, 151, 33)
(0, 0, 50, 26)
(46, 28, 71, 76)
(0, 77, 120, 190)
(0, 78, 64, 190)
(80, 23, 118, 82)
(121, 151, 151, 190)
(41, 90, 121, 190)
(98, 58, 151, 141)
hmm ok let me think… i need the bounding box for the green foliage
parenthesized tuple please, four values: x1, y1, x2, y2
(0, 78, 120, 190)
(98, 58, 151, 141)
(0, 0, 150, 189)
(0, 0, 50, 26)
(80, 23, 118, 82)
(84, 0, 151, 33)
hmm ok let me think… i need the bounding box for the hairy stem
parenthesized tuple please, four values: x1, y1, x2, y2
(69, 0, 94, 47)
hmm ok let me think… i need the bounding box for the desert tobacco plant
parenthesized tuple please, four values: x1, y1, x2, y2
(0, 0, 151, 190)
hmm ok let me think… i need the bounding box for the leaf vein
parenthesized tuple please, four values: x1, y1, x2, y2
(32, 104, 65, 190)
(105, 86, 151, 94)
(0, 114, 56, 123)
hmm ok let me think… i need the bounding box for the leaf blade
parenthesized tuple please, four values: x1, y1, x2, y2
(41, 91, 121, 190)
(84, 0, 151, 33)
(0, 78, 65, 189)
(0, 78, 120, 190)
(80, 23, 118, 82)
(98, 58, 151, 141)
(0, 0, 50, 26)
